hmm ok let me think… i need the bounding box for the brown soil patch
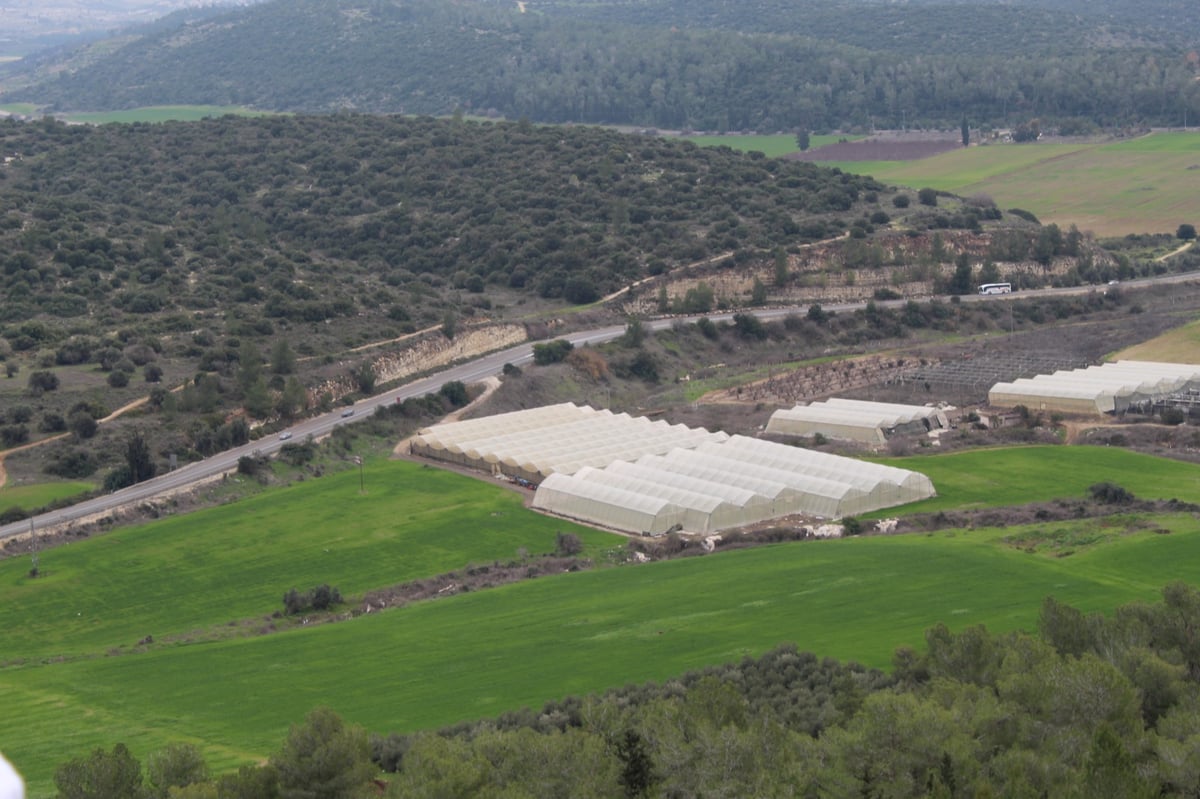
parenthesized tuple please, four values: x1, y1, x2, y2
(787, 138, 962, 162)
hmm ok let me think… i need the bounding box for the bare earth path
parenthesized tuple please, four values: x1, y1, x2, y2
(1157, 241, 1196, 262)
(0, 395, 155, 490)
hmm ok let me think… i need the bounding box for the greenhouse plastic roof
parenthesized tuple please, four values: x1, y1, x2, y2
(989, 360, 1200, 413)
(412, 404, 936, 535)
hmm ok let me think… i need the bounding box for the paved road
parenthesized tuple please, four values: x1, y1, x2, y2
(2, 273, 1196, 542)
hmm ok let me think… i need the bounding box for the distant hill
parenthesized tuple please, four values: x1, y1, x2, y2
(2, 0, 1197, 130)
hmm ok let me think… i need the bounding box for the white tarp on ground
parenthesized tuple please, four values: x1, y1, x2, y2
(766, 398, 947, 445)
(989, 360, 1200, 414)
(413, 404, 936, 535)
(0, 753, 22, 799)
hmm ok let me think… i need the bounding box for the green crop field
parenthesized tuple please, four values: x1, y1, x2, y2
(57, 106, 274, 124)
(682, 133, 856, 157)
(0, 459, 614, 665)
(880, 445, 1200, 514)
(4, 445, 1200, 794)
(1110, 316, 1200, 362)
(820, 132, 1200, 237)
(0, 481, 93, 516)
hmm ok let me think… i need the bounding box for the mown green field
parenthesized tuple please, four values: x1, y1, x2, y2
(0, 481, 93, 516)
(57, 106, 273, 124)
(4, 445, 1200, 794)
(682, 133, 855, 157)
(821, 132, 1200, 236)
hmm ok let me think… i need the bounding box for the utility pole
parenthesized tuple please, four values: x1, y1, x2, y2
(29, 518, 38, 577)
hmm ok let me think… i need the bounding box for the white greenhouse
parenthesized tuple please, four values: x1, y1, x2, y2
(988, 360, 1200, 414)
(766, 398, 948, 445)
(413, 404, 936, 535)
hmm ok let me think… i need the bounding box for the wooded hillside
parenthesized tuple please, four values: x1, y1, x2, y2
(0, 113, 882, 342)
(2, 0, 1197, 130)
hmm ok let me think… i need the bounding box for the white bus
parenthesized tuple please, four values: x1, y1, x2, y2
(978, 282, 1012, 295)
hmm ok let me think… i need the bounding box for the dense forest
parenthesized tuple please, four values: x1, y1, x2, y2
(2, 0, 1198, 130)
(50, 584, 1200, 797)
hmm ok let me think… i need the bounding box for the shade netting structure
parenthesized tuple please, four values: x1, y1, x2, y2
(766, 398, 948, 445)
(989, 360, 1200, 414)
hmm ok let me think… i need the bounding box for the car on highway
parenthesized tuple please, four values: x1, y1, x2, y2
(340, 408, 355, 418)
(279, 431, 293, 440)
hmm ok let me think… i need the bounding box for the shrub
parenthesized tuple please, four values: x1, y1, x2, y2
(1161, 407, 1186, 426)
(841, 516, 863, 535)
(555, 532, 584, 557)
(1178, 224, 1197, 241)
(696, 317, 719, 340)
(107, 370, 130, 388)
(732, 313, 767, 340)
(283, 584, 343, 615)
(39, 412, 67, 433)
(27, 370, 59, 394)
(917, 188, 938, 207)
(0, 425, 29, 447)
(45, 449, 99, 478)
(439, 380, 469, 408)
(892, 194, 910, 208)
(532, 339, 574, 365)
(68, 411, 99, 439)
(1089, 482, 1134, 504)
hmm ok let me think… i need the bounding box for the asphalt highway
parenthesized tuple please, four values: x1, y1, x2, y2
(2, 273, 1195, 543)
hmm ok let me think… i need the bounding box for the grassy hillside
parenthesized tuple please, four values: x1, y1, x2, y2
(823, 133, 1200, 236)
(5, 445, 1200, 792)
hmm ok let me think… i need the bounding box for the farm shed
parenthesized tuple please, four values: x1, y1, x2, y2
(766, 398, 948, 445)
(988, 360, 1200, 414)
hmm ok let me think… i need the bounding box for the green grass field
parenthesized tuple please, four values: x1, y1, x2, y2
(820, 132, 1200, 236)
(0, 459, 614, 665)
(1109, 316, 1200, 362)
(682, 133, 857, 157)
(0, 481, 93, 516)
(57, 106, 274, 124)
(880, 445, 1200, 514)
(4, 445, 1200, 794)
